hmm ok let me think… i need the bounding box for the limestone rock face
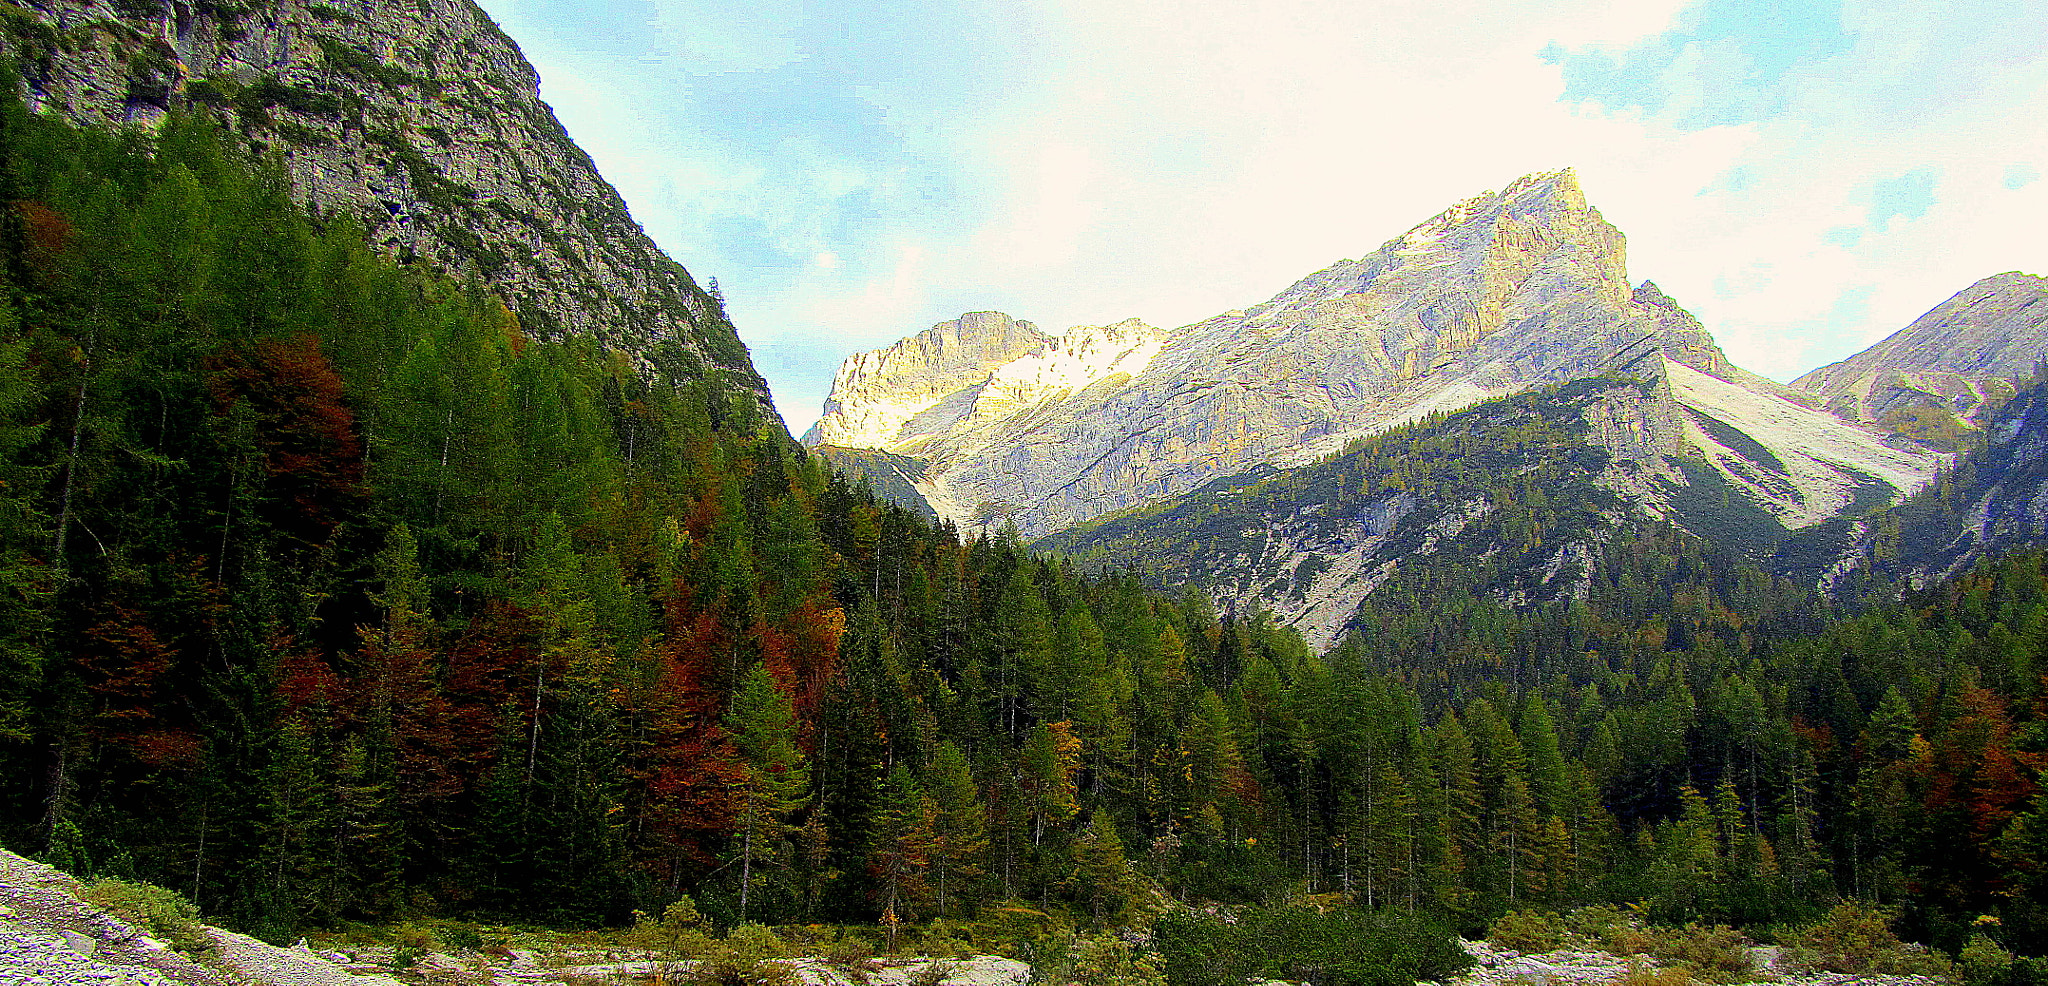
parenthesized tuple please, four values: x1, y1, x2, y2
(811, 170, 1776, 536)
(804, 312, 1054, 450)
(0, 0, 775, 418)
(1793, 272, 2048, 428)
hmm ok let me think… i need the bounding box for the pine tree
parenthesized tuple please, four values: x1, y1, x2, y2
(1020, 721, 1081, 846)
(725, 661, 808, 923)
(928, 740, 988, 916)
(869, 764, 935, 934)
(1066, 813, 1138, 920)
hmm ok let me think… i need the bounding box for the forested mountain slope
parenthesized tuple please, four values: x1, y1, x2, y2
(1777, 368, 2048, 595)
(1037, 355, 1940, 649)
(0, 0, 775, 419)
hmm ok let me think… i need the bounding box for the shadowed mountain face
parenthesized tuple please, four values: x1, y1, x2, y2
(0, 0, 777, 420)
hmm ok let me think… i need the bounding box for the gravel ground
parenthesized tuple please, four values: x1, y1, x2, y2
(0, 853, 228, 986)
(0, 919, 182, 986)
(1444, 938, 1951, 986)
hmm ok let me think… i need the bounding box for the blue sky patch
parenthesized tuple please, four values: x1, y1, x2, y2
(1549, 0, 1852, 129)
(1867, 169, 1938, 231)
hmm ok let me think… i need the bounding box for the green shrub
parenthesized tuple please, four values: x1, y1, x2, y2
(1781, 903, 1951, 977)
(824, 931, 879, 967)
(81, 878, 214, 962)
(1040, 934, 1167, 986)
(912, 920, 972, 960)
(1962, 935, 2016, 986)
(625, 897, 712, 959)
(904, 961, 954, 986)
(437, 924, 483, 951)
(1564, 905, 1634, 946)
(1154, 910, 1254, 986)
(1643, 924, 1752, 980)
(1959, 935, 2048, 986)
(1155, 907, 1471, 986)
(1612, 959, 1698, 986)
(1488, 909, 1569, 952)
(949, 903, 1072, 961)
(687, 923, 794, 986)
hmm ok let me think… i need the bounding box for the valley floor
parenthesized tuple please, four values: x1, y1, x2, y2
(1, 844, 1965, 986)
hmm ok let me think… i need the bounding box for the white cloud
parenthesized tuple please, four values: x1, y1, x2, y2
(476, 0, 2048, 428)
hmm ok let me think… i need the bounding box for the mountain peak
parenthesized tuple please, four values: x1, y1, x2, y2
(1792, 271, 2048, 426)
(802, 312, 1051, 448)
(1505, 167, 1583, 201)
(814, 170, 1744, 535)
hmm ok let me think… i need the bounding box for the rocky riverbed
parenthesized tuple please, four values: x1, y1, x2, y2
(4, 847, 1955, 986)
(1445, 937, 1949, 986)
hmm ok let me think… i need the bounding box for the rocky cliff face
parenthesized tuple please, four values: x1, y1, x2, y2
(803, 311, 1053, 449)
(0, 0, 775, 418)
(1793, 272, 2048, 432)
(811, 170, 1819, 536)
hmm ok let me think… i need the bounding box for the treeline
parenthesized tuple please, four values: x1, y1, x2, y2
(1334, 522, 2046, 951)
(0, 92, 2043, 962)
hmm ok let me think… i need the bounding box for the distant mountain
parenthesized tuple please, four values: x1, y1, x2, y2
(1793, 272, 2048, 445)
(810, 169, 1933, 539)
(0, 0, 776, 419)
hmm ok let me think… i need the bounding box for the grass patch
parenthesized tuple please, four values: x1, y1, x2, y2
(81, 878, 216, 963)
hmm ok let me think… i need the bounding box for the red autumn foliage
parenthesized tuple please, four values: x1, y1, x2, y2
(14, 200, 73, 274)
(275, 639, 343, 714)
(207, 333, 365, 550)
(441, 601, 543, 769)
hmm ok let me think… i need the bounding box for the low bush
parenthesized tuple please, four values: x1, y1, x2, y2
(1564, 905, 1634, 947)
(624, 898, 713, 960)
(1638, 924, 1752, 979)
(911, 920, 974, 960)
(1612, 959, 1699, 986)
(1488, 909, 1570, 952)
(686, 923, 795, 986)
(1024, 934, 1167, 986)
(81, 878, 215, 963)
(1780, 903, 1951, 978)
(944, 903, 1072, 963)
(1156, 906, 1471, 986)
(1959, 934, 2048, 986)
(824, 931, 879, 967)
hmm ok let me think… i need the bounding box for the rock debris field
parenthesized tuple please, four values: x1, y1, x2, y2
(2, 848, 1952, 986)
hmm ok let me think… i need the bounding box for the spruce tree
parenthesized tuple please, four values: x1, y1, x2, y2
(725, 661, 808, 922)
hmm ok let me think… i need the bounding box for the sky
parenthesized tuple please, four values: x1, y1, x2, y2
(471, 0, 2048, 437)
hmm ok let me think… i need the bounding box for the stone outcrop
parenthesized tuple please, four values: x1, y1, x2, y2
(1794, 272, 2048, 428)
(0, 0, 775, 420)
